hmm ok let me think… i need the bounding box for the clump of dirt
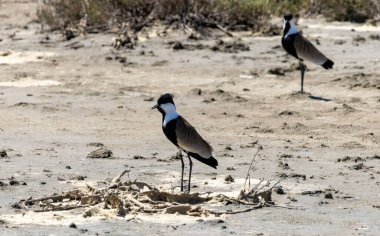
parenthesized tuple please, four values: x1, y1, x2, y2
(169, 41, 208, 51)
(352, 35, 366, 43)
(0, 149, 8, 158)
(224, 175, 235, 183)
(211, 39, 249, 53)
(348, 163, 367, 170)
(206, 89, 248, 103)
(267, 66, 297, 76)
(332, 103, 357, 114)
(369, 34, 380, 40)
(337, 156, 365, 163)
(87, 147, 113, 159)
(278, 110, 298, 116)
(333, 73, 380, 90)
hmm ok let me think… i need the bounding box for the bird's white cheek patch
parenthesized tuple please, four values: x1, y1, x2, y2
(160, 103, 179, 127)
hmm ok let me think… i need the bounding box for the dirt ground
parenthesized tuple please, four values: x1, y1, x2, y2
(0, 0, 379, 235)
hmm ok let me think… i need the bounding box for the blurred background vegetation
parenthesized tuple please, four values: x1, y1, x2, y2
(37, 0, 380, 32)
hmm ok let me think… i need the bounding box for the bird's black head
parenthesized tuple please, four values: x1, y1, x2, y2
(283, 14, 298, 38)
(284, 14, 293, 22)
(151, 93, 175, 115)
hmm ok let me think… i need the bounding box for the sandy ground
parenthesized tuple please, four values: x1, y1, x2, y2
(0, 0, 379, 235)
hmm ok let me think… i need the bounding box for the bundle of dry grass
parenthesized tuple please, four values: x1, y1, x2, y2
(14, 168, 281, 217)
(37, 0, 380, 36)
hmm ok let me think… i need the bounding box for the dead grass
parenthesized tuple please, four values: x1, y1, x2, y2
(14, 169, 278, 217)
(37, 0, 379, 33)
(308, 0, 380, 23)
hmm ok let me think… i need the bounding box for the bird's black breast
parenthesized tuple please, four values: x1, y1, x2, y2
(162, 119, 178, 146)
(282, 35, 299, 59)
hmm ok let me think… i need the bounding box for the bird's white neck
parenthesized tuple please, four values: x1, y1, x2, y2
(161, 103, 179, 127)
(284, 20, 299, 38)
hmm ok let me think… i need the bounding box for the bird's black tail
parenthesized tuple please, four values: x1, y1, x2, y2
(187, 152, 218, 169)
(322, 59, 334, 69)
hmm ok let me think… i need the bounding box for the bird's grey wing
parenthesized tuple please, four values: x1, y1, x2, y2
(175, 116, 213, 158)
(294, 34, 328, 65)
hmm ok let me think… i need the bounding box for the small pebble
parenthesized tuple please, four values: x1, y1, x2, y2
(69, 222, 77, 228)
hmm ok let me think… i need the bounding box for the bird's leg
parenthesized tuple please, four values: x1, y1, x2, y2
(178, 149, 184, 192)
(299, 61, 305, 93)
(186, 154, 193, 193)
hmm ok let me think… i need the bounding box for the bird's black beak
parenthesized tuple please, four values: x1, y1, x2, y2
(151, 104, 158, 110)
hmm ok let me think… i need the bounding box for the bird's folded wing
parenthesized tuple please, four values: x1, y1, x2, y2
(294, 34, 328, 65)
(175, 116, 213, 158)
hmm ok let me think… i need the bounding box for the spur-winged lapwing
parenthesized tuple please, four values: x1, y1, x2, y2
(282, 14, 334, 93)
(152, 93, 218, 193)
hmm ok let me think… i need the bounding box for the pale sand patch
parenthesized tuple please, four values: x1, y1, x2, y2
(304, 22, 380, 32)
(0, 205, 219, 227)
(0, 78, 61, 87)
(0, 51, 55, 65)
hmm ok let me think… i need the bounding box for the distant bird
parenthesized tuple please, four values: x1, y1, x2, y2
(152, 94, 218, 193)
(282, 14, 334, 93)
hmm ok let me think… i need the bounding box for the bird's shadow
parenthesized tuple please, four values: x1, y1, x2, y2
(308, 95, 332, 102)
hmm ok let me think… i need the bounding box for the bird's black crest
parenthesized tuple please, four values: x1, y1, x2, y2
(157, 93, 174, 105)
(284, 14, 293, 21)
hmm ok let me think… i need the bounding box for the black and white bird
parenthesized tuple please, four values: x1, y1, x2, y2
(282, 14, 334, 93)
(152, 93, 218, 193)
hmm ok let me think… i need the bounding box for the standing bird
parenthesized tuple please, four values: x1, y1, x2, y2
(152, 94, 218, 193)
(282, 14, 334, 93)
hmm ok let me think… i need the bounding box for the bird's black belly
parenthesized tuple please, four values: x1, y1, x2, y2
(282, 35, 298, 59)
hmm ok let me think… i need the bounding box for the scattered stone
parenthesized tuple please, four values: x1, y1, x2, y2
(318, 201, 329, 205)
(211, 39, 249, 53)
(274, 187, 285, 195)
(203, 98, 216, 103)
(87, 147, 113, 159)
(87, 142, 105, 147)
(337, 156, 365, 163)
(151, 60, 168, 67)
(224, 175, 235, 183)
(280, 154, 294, 159)
(9, 180, 19, 186)
(11, 202, 22, 209)
(353, 35, 366, 43)
(287, 196, 297, 202)
(325, 192, 334, 199)
(63, 29, 75, 40)
(0, 51, 12, 56)
(143, 97, 154, 102)
(334, 39, 346, 45)
(369, 34, 380, 40)
(190, 88, 202, 96)
(133, 155, 145, 160)
(69, 222, 77, 228)
(0, 149, 8, 158)
(279, 162, 290, 170)
(301, 190, 324, 195)
(288, 173, 306, 180)
(172, 42, 184, 50)
(268, 67, 285, 76)
(348, 163, 365, 170)
(112, 33, 133, 49)
(278, 110, 297, 116)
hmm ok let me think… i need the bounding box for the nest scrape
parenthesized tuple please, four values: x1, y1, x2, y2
(15, 170, 279, 217)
